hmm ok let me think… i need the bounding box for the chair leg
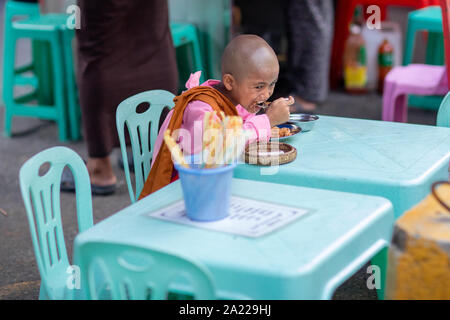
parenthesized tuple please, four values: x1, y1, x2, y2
(61, 29, 80, 140)
(403, 18, 417, 65)
(382, 78, 410, 123)
(32, 40, 54, 106)
(426, 32, 444, 65)
(50, 33, 69, 141)
(370, 247, 388, 300)
(394, 94, 408, 122)
(38, 282, 49, 300)
(3, 107, 13, 137)
(382, 79, 397, 121)
(2, 32, 16, 137)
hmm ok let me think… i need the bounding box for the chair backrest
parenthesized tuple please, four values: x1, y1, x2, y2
(19, 146, 93, 298)
(78, 241, 216, 300)
(437, 91, 450, 126)
(116, 90, 175, 203)
(441, 0, 450, 88)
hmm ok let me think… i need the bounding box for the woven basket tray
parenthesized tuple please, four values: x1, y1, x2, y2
(244, 142, 297, 166)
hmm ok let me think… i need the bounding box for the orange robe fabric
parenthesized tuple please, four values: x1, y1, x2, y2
(138, 86, 238, 200)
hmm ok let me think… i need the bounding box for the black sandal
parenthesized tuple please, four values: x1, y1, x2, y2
(60, 166, 116, 196)
(118, 150, 135, 172)
(61, 166, 76, 192)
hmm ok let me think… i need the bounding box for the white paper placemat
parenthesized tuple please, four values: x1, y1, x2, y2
(146, 196, 312, 238)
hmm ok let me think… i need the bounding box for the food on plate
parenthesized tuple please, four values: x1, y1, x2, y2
(271, 126, 292, 138)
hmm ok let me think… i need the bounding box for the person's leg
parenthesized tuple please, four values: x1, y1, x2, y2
(86, 157, 117, 186)
(285, 0, 334, 112)
(74, 0, 178, 194)
(78, 68, 118, 188)
(77, 52, 118, 189)
(74, 0, 124, 193)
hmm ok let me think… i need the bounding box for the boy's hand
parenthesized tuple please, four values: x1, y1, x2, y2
(265, 96, 294, 127)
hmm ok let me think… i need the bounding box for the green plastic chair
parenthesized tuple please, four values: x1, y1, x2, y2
(437, 91, 450, 127)
(170, 22, 205, 89)
(19, 146, 93, 299)
(116, 90, 175, 203)
(2, 1, 80, 141)
(75, 241, 216, 300)
(403, 6, 445, 110)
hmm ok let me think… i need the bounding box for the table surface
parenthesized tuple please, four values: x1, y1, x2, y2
(235, 115, 450, 218)
(74, 178, 394, 299)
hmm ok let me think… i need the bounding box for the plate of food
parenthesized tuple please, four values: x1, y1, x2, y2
(271, 122, 302, 141)
(244, 142, 297, 166)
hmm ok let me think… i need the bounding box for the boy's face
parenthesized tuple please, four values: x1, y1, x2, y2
(225, 64, 279, 114)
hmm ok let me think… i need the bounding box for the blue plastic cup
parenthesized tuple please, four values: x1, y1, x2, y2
(174, 160, 236, 222)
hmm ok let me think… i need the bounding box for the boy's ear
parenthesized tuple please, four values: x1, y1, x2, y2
(222, 73, 235, 91)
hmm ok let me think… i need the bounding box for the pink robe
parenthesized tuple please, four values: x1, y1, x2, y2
(151, 72, 272, 167)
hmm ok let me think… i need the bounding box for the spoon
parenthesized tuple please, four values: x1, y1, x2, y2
(257, 101, 271, 109)
(258, 97, 291, 109)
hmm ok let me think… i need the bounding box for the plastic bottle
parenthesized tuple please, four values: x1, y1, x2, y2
(343, 7, 368, 93)
(377, 38, 394, 94)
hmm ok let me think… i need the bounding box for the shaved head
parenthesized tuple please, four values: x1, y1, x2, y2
(221, 34, 278, 82)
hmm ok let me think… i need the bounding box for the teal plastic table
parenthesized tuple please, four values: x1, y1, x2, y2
(235, 115, 450, 220)
(73, 179, 394, 300)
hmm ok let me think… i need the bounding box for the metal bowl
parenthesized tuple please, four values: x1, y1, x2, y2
(289, 114, 319, 132)
(271, 122, 301, 141)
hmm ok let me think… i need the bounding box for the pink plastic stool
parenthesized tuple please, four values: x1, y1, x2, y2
(382, 64, 448, 122)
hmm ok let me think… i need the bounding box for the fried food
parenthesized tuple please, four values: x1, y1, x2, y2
(279, 127, 291, 137)
(164, 112, 246, 169)
(164, 129, 189, 168)
(203, 111, 223, 168)
(271, 126, 292, 137)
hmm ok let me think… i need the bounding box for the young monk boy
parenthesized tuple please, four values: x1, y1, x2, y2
(138, 34, 294, 199)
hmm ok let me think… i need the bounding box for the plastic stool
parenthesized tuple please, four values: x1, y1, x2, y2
(382, 64, 448, 122)
(403, 6, 445, 110)
(170, 22, 205, 90)
(21, 14, 80, 141)
(2, 1, 40, 102)
(403, 6, 444, 65)
(2, 2, 79, 141)
(330, 0, 438, 89)
(2, 0, 57, 112)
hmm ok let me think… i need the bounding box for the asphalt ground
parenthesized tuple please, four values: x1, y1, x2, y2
(0, 88, 439, 300)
